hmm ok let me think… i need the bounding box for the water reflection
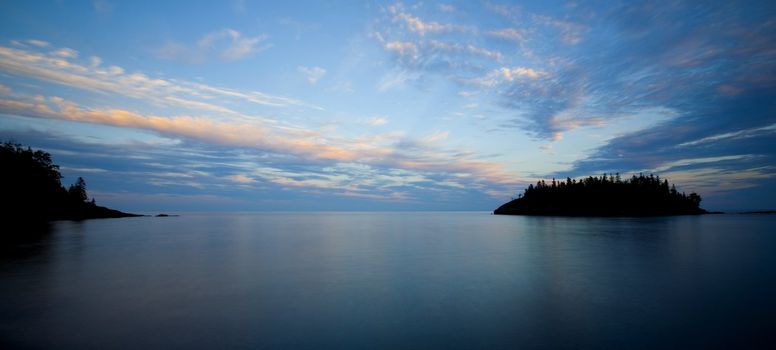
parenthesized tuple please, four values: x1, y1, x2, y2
(1, 221, 54, 262)
(1, 213, 775, 349)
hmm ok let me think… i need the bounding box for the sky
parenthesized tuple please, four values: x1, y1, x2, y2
(0, 0, 774, 212)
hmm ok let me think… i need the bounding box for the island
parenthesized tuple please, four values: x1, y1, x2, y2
(494, 174, 707, 216)
(1, 142, 140, 222)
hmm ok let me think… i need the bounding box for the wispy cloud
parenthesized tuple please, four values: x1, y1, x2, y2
(26, 39, 50, 48)
(297, 66, 327, 85)
(227, 174, 255, 184)
(10, 132, 508, 209)
(426, 41, 503, 61)
(659, 166, 776, 196)
(438, 4, 455, 13)
(677, 123, 776, 148)
(199, 29, 267, 60)
(485, 2, 521, 22)
(367, 117, 388, 126)
(388, 4, 475, 36)
(488, 28, 526, 43)
(0, 85, 520, 201)
(423, 131, 449, 144)
(384, 41, 418, 63)
(533, 15, 586, 45)
(494, 66, 544, 80)
(0, 95, 346, 162)
(154, 28, 269, 63)
(51, 48, 78, 58)
(0, 44, 308, 111)
(651, 155, 760, 173)
(154, 42, 190, 62)
(377, 70, 418, 91)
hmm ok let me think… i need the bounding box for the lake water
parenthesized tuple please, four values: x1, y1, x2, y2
(1, 212, 775, 349)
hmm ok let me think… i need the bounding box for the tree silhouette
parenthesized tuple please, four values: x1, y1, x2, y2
(68, 177, 88, 203)
(1, 141, 137, 223)
(494, 173, 707, 216)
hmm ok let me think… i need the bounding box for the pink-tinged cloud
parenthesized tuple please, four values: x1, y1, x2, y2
(0, 94, 522, 193)
(0, 42, 525, 199)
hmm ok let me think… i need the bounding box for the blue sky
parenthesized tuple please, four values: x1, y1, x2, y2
(1, 0, 774, 212)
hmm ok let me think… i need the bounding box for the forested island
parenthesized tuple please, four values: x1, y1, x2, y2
(494, 174, 707, 216)
(1, 142, 139, 222)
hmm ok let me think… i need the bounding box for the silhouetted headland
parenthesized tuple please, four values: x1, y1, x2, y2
(494, 174, 707, 216)
(1, 142, 140, 223)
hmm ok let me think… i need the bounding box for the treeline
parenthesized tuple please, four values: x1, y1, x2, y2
(1, 142, 138, 221)
(494, 173, 706, 216)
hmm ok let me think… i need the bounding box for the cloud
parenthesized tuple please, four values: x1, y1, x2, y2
(438, 4, 455, 13)
(378, 37, 503, 73)
(373, 4, 585, 142)
(6, 1, 773, 209)
(329, 81, 354, 93)
(485, 2, 521, 22)
(659, 166, 776, 196)
(51, 48, 79, 58)
(297, 66, 326, 85)
(154, 42, 191, 62)
(548, 112, 606, 139)
(201, 29, 268, 60)
(0, 44, 309, 111)
(26, 39, 50, 48)
(0, 92, 520, 196)
(0, 38, 523, 206)
(0, 95, 343, 161)
(564, 89, 776, 184)
(367, 117, 388, 126)
(375, 2, 680, 144)
(471, 66, 546, 89)
(376, 4, 527, 92)
(227, 174, 255, 184)
(496, 66, 543, 80)
(154, 29, 268, 63)
(533, 15, 586, 45)
(650, 155, 759, 173)
(488, 28, 526, 43)
(425, 41, 503, 61)
(465, 45, 503, 61)
(377, 70, 418, 91)
(384, 41, 418, 63)
(677, 123, 776, 148)
(0, 130, 507, 210)
(423, 131, 449, 144)
(553, 1, 776, 186)
(89, 56, 102, 67)
(388, 5, 474, 36)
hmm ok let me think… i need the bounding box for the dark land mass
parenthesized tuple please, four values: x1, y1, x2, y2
(1, 142, 140, 225)
(494, 174, 707, 216)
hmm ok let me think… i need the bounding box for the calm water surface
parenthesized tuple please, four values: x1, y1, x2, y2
(1, 212, 775, 349)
